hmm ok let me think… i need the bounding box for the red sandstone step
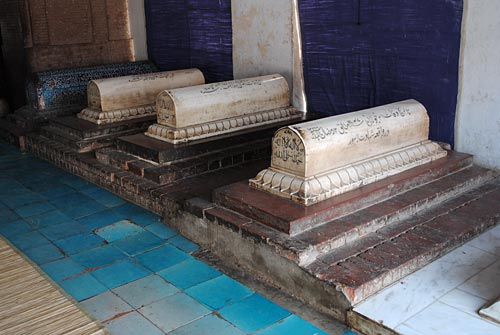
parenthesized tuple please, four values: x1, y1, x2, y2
(304, 179, 500, 305)
(295, 165, 496, 260)
(215, 151, 477, 235)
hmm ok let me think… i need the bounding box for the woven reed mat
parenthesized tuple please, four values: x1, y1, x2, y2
(0, 237, 106, 335)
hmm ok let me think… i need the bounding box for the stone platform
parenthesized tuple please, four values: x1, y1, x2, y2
(24, 131, 500, 328)
(41, 115, 156, 152)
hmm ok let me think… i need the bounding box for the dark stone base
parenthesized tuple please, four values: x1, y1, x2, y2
(41, 115, 156, 152)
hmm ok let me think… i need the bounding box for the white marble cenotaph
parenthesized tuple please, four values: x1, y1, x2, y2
(77, 69, 205, 124)
(250, 99, 448, 205)
(145, 74, 302, 144)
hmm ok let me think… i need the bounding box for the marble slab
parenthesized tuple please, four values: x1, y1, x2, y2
(353, 244, 498, 329)
(399, 301, 500, 335)
(78, 69, 205, 125)
(146, 74, 303, 144)
(250, 100, 448, 205)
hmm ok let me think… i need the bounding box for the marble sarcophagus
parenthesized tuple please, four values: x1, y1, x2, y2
(250, 99, 448, 205)
(145, 74, 302, 144)
(77, 69, 205, 125)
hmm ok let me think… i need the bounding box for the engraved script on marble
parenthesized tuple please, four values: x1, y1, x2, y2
(273, 128, 305, 168)
(145, 74, 303, 144)
(250, 100, 448, 205)
(78, 68, 204, 125)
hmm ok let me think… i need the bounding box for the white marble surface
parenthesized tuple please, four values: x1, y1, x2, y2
(398, 301, 500, 335)
(353, 226, 500, 334)
(353, 244, 496, 328)
(468, 225, 500, 256)
(459, 259, 500, 300)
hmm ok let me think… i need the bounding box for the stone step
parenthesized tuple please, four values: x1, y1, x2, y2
(39, 115, 155, 152)
(96, 141, 271, 185)
(115, 115, 308, 165)
(295, 164, 496, 261)
(303, 179, 500, 305)
(215, 151, 477, 235)
(41, 125, 112, 152)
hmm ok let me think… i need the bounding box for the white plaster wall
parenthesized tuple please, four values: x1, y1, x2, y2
(231, 0, 305, 110)
(455, 0, 500, 170)
(128, 0, 148, 61)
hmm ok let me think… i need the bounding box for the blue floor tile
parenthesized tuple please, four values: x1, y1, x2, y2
(10, 230, 51, 251)
(25, 210, 74, 229)
(54, 232, 106, 255)
(113, 231, 165, 256)
(0, 219, 33, 238)
(2, 193, 45, 209)
(77, 209, 122, 230)
(71, 244, 127, 269)
(50, 193, 94, 208)
(168, 235, 199, 253)
(59, 176, 92, 189)
(138, 293, 211, 333)
(113, 203, 149, 218)
(157, 259, 222, 290)
(219, 294, 291, 333)
(144, 222, 178, 239)
(254, 315, 329, 335)
(342, 330, 360, 335)
(186, 275, 253, 310)
(39, 220, 89, 241)
(170, 314, 245, 335)
(24, 243, 64, 265)
(59, 199, 107, 219)
(14, 201, 56, 218)
(112, 275, 178, 309)
(128, 212, 162, 227)
(78, 185, 105, 196)
(91, 259, 151, 289)
(80, 291, 133, 322)
(85, 189, 126, 208)
(59, 273, 108, 301)
(95, 220, 143, 242)
(38, 184, 76, 199)
(104, 311, 164, 335)
(0, 209, 20, 225)
(135, 244, 191, 272)
(41, 257, 85, 282)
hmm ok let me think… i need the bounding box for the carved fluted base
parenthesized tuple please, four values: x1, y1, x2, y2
(145, 107, 302, 144)
(250, 141, 448, 205)
(77, 106, 156, 125)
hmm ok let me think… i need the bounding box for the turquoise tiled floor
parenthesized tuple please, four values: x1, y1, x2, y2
(0, 143, 357, 335)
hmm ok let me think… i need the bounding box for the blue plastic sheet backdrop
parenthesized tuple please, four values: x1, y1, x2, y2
(298, 0, 463, 145)
(144, 0, 233, 83)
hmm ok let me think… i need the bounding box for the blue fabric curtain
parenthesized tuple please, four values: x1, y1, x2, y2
(298, 0, 463, 145)
(144, 0, 233, 83)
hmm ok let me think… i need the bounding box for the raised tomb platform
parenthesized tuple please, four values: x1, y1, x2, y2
(25, 93, 500, 334)
(86, 74, 307, 187)
(0, 61, 158, 147)
(78, 69, 204, 124)
(145, 74, 301, 144)
(39, 69, 205, 152)
(250, 100, 447, 205)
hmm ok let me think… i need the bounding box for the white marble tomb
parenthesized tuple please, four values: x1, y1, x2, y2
(77, 69, 205, 124)
(250, 100, 448, 205)
(145, 74, 302, 144)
